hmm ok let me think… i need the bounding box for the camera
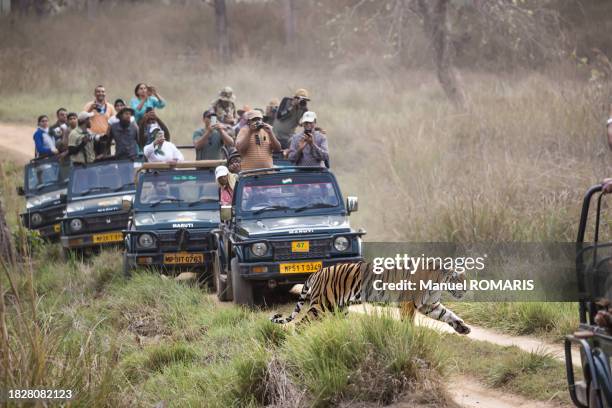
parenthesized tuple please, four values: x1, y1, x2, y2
(95, 105, 103, 113)
(253, 120, 265, 130)
(299, 98, 308, 108)
(210, 115, 218, 126)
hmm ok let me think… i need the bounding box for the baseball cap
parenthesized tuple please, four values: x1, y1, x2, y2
(299, 111, 317, 124)
(215, 165, 229, 180)
(78, 111, 94, 122)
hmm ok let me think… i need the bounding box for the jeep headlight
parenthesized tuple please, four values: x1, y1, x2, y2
(30, 212, 43, 227)
(251, 242, 268, 257)
(70, 218, 83, 232)
(333, 236, 350, 252)
(138, 233, 155, 249)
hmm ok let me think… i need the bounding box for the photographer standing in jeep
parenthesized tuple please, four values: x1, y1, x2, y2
(273, 88, 310, 152)
(236, 110, 281, 170)
(83, 85, 116, 137)
(288, 111, 328, 167)
(193, 110, 234, 160)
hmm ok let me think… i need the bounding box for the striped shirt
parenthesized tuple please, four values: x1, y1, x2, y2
(236, 128, 277, 170)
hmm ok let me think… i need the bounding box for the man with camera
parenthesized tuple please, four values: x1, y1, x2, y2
(109, 107, 139, 160)
(236, 110, 281, 170)
(273, 88, 310, 152)
(144, 128, 184, 163)
(288, 111, 329, 167)
(83, 85, 116, 138)
(212, 86, 237, 125)
(67, 111, 97, 164)
(193, 110, 235, 160)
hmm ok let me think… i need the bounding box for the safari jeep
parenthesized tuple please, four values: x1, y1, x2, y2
(61, 160, 141, 255)
(122, 161, 225, 278)
(217, 166, 365, 306)
(18, 156, 71, 240)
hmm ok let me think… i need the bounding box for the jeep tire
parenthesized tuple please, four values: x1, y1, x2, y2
(231, 257, 254, 306)
(215, 252, 232, 301)
(123, 252, 132, 278)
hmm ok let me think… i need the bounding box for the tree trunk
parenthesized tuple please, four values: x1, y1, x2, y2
(416, 0, 464, 107)
(17, 0, 30, 15)
(283, 0, 296, 49)
(87, 0, 98, 20)
(0, 200, 15, 267)
(0, 0, 10, 16)
(214, 0, 231, 63)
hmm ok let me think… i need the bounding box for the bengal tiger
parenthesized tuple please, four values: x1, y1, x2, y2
(269, 260, 471, 334)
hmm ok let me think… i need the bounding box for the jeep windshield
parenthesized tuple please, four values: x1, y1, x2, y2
(70, 161, 138, 198)
(25, 159, 70, 195)
(136, 171, 218, 209)
(239, 174, 340, 216)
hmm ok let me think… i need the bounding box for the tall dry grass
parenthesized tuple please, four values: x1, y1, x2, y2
(1, 4, 611, 241)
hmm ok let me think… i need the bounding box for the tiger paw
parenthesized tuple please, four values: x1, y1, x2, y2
(270, 313, 282, 322)
(451, 320, 471, 335)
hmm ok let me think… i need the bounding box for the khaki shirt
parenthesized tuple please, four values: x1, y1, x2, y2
(68, 128, 95, 164)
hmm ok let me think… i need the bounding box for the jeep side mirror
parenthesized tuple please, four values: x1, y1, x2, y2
(122, 198, 132, 211)
(220, 205, 232, 222)
(346, 196, 358, 214)
(16, 186, 25, 196)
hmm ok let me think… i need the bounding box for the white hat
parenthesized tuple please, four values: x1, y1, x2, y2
(215, 165, 229, 180)
(77, 111, 94, 122)
(299, 111, 317, 124)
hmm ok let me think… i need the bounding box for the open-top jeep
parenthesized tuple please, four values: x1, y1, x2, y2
(123, 161, 225, 278)
(61, 160, 141, 255)
(217, 166, 365, 306)
(18, 156, 71, 240)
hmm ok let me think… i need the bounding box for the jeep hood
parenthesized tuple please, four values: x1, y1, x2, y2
(134, 210, 219, 229)
(26, 188, 66, 210)
(238, 215, 351, 237)
(66, 193, 134, 216)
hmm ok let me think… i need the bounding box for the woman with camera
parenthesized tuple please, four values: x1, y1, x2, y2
(235, 110, 281, 170)
(130, 83, 166, 123)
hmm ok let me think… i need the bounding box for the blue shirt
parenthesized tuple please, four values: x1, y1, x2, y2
(130, 96, 166, 122)
(33, 127, 55, 156)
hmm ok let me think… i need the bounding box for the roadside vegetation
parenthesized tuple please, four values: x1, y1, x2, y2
(449, 302, 579, 342)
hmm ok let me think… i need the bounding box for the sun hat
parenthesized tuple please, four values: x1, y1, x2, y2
(245, 110, 263, 121)
(294, 88, 310, 99)
(77, 111, 94, 122)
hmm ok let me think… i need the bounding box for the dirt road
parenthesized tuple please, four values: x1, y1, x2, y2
(0, 122, 196, 164)
(0, 123, 34, 165)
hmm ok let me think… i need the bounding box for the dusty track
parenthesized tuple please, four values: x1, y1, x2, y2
(0, 122, 196, 164)
(0, 123, 34, 165)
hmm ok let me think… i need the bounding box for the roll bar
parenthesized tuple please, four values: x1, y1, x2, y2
(134, 160, 226, 183)
(239, 166, 329, 177)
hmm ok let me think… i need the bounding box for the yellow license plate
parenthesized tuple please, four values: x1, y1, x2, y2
(92, 231, 123, 244)
(291, 241, 309, 252)
(279, 261, 322, 274)
(53, 223, 61, 233)
(164, 252, 204, 264)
